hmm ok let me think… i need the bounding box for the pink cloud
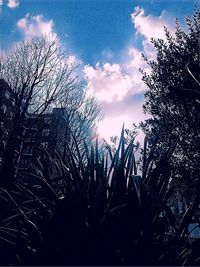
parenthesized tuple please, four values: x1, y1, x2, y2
(17, 14, 54, 37)
(84, 63, 133, 103)
(84, 7, 176, 140)
(131, 6, 175, 42)
(7, 0, 19, 8)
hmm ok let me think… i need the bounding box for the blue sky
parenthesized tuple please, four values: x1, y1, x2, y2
(0, 0, 198, 140)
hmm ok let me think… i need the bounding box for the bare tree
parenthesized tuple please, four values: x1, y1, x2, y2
(67, 95, 101, 153)
(0, 35, 101, 185)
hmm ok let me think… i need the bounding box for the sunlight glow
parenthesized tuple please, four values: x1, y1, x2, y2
(97, 115, 133, 141)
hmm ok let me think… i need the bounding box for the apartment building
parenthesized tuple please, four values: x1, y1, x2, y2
(18, 108, 69, 171)
(0, 79, 69, 185)
(0, 79, 16, 167)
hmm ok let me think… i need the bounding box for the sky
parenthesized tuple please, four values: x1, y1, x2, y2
(0, 0, 198, 141)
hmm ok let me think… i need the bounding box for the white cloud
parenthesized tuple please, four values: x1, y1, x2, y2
(84, 46, 148, 105)
(124, 47, 149, 90)
(84, 6, 176, 140)
(7, 0, 19, 8)
(131, 6, 175, 42)
(84, 63, 133, 103)
(0, 0, 3, 8)
(17, 14, 54, 37)
(84, 59, 148, 140)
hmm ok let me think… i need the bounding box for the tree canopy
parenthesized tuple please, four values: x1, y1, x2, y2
(141, 8, 200, 201)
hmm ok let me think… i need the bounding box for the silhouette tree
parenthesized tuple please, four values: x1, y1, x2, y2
(0, 35, 101, 185)
(141, 8, 200, 202)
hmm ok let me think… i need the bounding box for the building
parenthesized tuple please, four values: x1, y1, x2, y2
(0, 79, 69, 186)
(17, 108, 69, 172)
(0, 79, 16, 168)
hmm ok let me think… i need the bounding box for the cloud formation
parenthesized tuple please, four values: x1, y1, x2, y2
(131, 6, 175, 42)
(84, 46, 148, 104)
(84, 51, 148, 140)
(17, 14, 54, 37)
(84, 63, 133, 102)
(84, 6, 176, 140)
(7, 0, 19, 8)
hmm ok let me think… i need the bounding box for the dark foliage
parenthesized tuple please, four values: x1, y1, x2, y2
(141, 9, 200, 202)
(0, 129, 199, 265)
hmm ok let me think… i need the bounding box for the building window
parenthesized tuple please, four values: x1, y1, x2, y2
(20, 175, 28, 185)
(2, 104, 7, 114)
(178, 202, 184, 213)
(40, 142, 49, 149)
(3, 140, 6, 149)
(19, 159, 29, 169)
(23, 145, 33, 155)
(42, 129, 50, 136)
(5, 90, 10, 99)
(44, 117, 51, 124)
(26, 130, 37, 140)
